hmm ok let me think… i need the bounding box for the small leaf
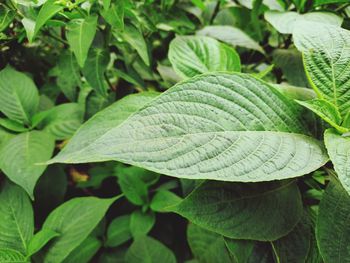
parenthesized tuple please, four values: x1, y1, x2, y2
(150, 190, 182, 212)
(316, 177, 350, 262)
(62, 236, 101, 263)
(0, 249, 28, 263)
(125, 236, 176, 263)
(169, 35, 241, 79)
(0, 181, 34, 255)
(0, 5, 15, 32)
(0, 118, 29, 132)
(130, 210, 155, 238)
(106, 215, 132, 247)
(101, 1, 124, 30)
(21, 18, 35, 42)
(172, 180, 303, 241)
(66, 16, 98, 67)
(27, 229, 59, 257)
(41, 196, 119, 262)
(0, 131, 55, 199)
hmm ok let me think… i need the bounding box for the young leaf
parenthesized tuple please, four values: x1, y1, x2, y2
(27, 229, 59, 257)
(130, 210, 155, 238)
(41, 196, 119, 262)
(101, 1, 125, 30)
(316, 177, 350, 262)
(0, 131, 55, 199)
(117, 170, 148, 206)
(293, 22, 350, 117)
(66, 16, 98, 68)
(0, 181, 34, 255)
(49, 73, 327, 183)
(82, 48, 110, 97)
(0, 249, 28, 263)
(0, 66, 39, 124)
(21, 18, 35, 43)
(62, 236, 101, 263)
(324, 129, 350, 195)
(187, 224, 232, 263)
(106, 215, 132, 247)
(296, 99, 346, 133)
(168, 36, 241, 79)
(172, 180, 303, 241)
(0, 118, 29, 132)
(125, 236, 176, 263)
(150, 190, 182, 212)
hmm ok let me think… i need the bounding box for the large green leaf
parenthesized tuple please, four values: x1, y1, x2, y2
(49, 73, 327, 183)
(172, 180, 303, 241)
(0, 181, 34, 254)
(0, 66, 39, 124)
(41, 196, 118, 262)
(66, 16, 98, 67)
(187, 224, 232, 263)
(125, 236, 176, 263)
(316, 178, 350, 263)
(293, 22, 350, 117)
(265, 11, 343, 34)
(169, 36, 241, 79)
(224, 238, 255, 263)
(0, 249, 28, 263)
(0, 131, 55, 198)
(63, 236, 101, 263)
(324, 129, 350, 195)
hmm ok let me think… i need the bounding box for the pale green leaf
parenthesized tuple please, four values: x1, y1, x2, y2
(27, 229, 59, 257)
(0, 5, 15, 32)
(130, 210, 155, 238)
(106, 215, 132, 247)
(197, 25, 264, 53)
(21, 18, 35, 42)
(169, 36, 241, 79)
(49, 73, 327, 183)
(125, 236, 176, 263)
(150, 190, 182, 212)
(0, 66, 39, 124)
(41, 196, 118, 262)
(0, 118, 29, 132)
(0, 249, 28, 263)
(316, 177, 350, 263)
(172, 180, 303, 241)
(66, 16, 98, 67)
(272, 84, 316, 101)
(0, 181, 34, 255)
(293, 22, 350, 117)
(0, 131, 55, 198)
(63, 236, 101, 263)
(324, 129, 350, 195)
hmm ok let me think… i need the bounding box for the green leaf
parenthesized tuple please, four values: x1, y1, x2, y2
(33, 0, 64, 42)
(0, 131, 55, 198)
(0, 5, 15, 32)
(172, 180, 303, 241)
(130, 210, 155, 238)
(106, 215, 132, 247)
(82, 48, 110, 97)
(187, 224, 232, 263)
(101, 1, 124, 30)
(41, 196, 118, 262)
(197, 25, 264, 53)
(265, 11, 343, 34)
(0, 66, 39, 124)
(63, 236, 101, 263)
(293, 22, 350, 117)
(0, 118, 29, 132)
(272, 84, 316, 101)
(324, 129, 350, 195)
(27, 229, 59, 257)
(0, 249, 28, 263)
(66, 16, 98, 68)
(314, 0, 348, 6)
(21, 18, 35, 43)
(296, 99, 346, 133)
(0, 181, 34, 255)
(150, 190, 182, 212)
(48, 92, 158, 163)
(125, 236, 176, 263)
(49, 73, 327, 183)
(316, 177, 350, 262)
(224, 238, 255, 263)
(169, 36, 241, 79)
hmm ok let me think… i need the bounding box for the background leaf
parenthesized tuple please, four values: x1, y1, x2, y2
(106, 215, 132, 247)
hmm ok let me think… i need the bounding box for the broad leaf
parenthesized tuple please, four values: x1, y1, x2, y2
(27, 229, 59, 256)
(0, 118, 29, 132)
(293, 22, 350, 117)
(150, 190, 182, 212)
(106, 215, 132, 247)
(0, 5, 15, 32)
(265, 11, 343, 34)
(0, 66, 39, 124)
(187, 224, 232, 263)
(41, 196, 118, 262)
(169, 35, 241, 79)
(172, 180, 303, 241)
(130, 210, 155, 238)
(66, 16, 98, 67)
(0, 181, 34, 255)
(63, 236, 101, 263)
(316, 177, 350, 262)
(82, 48, 110, 97)
(0, 131, 55, 198)
(224, 238, 255, 263)
(324, 129, 350, 195)
(49, 73, 327, 183)
(197, 25, 264, 53)
(0, 249, 28, 263)
(117, 170, 148, 206)
(125, 236, 176, 263)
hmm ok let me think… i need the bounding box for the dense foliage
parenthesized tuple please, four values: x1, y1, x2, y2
(1, 0, 350, 262)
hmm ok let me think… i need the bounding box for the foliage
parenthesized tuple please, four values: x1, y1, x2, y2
(1, 0, 350, 262)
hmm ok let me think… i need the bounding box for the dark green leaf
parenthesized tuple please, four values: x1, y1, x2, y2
(106, 215, 132, 247)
